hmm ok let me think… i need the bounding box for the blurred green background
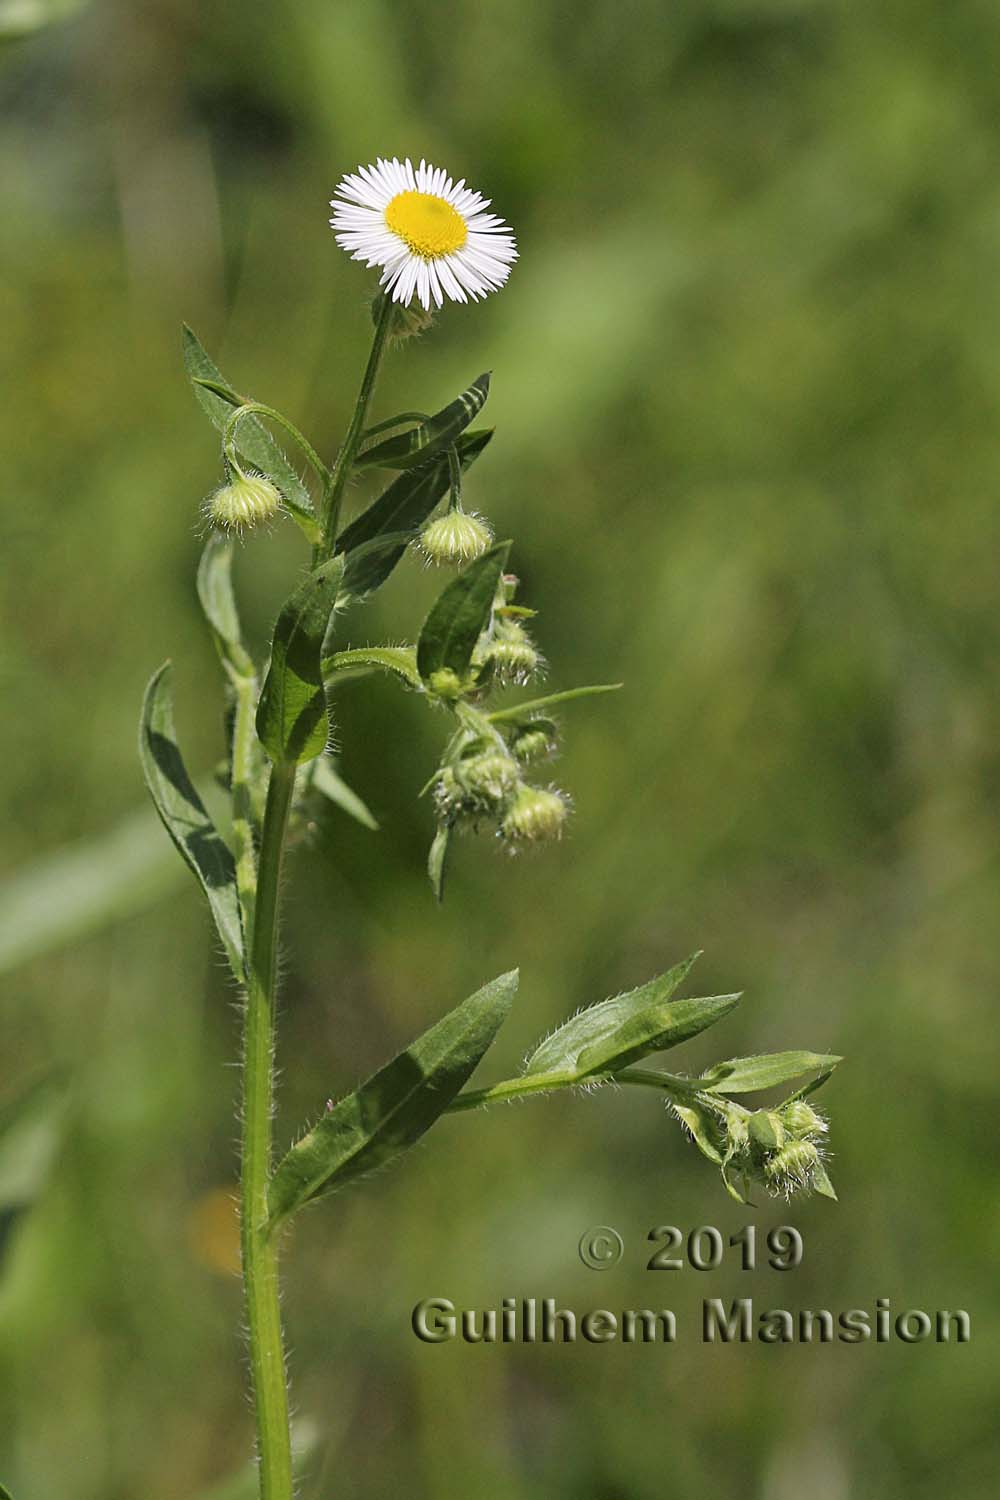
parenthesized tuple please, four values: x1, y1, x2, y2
(2, 0, 999, 1496)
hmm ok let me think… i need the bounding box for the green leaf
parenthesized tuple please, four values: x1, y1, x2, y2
(181, 326, 318, 539)
(487, 683, 623, 725)
(338, 531, 416, 600)
(139, 665, 245, 980)
(698, 1051, 843, 1095)
(334, 428, 493, 593)
(672, 1100, 726, 1166)
(197, 534, 254, 680)
(576, 994, 742, 1077)
(811, 1162, 838, 1200)
(309, 758, 378, 831)
(0, 1482, 14, 1499)
(323, 645, 422, 692)
(523, 955, 738, 1078)
(417, 542, 511, 685)
(427, 823, 451, 902)
(256, 559, 344, 765)
(355, 373, 491, 470)
(268, 970, 517, 1228)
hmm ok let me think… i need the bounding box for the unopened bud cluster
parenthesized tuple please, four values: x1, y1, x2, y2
(675, 1093, 830, 1201)
(433, 726, 569, 848)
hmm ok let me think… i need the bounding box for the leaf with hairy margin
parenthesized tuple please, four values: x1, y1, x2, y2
(267, 970, 517, 1228)
(139, 664, 244, 980)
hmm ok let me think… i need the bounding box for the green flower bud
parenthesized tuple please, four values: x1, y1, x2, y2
(419, 511, 494, 566)
(483, 621, 542, 686)
(764, 1138, 821, 1196)
(500, 785, 569, 843)
(427, 668, 465, 701)
(207, 472, 281, 533)
(510, 723, 557, 763)
(780, 1100, 828, 1141)
(456, 750, 521, 810)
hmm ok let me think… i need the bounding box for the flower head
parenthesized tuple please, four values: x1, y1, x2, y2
(207, 472, 281, 534)
(330, 157, 517, 311)
(419, 510, 494, 565)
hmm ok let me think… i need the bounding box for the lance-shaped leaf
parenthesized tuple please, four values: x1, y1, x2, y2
(139, 665, 245, 980)
(417, 542, 511, 685)
(197, 534, 254, 681)
(334, 428, 493, 594)
(487, 683, 623, 725)
(323, 645, 422, 693)
(267, 969, 517, 1228)
(256, 558, 344, 765)
(698, 1051, 843, 1095)
(355, 372, 490, 470)
(182, 325, 317, 536)
(0, 1482, 13, 1499)
(522, 954, 739, 1079)
(427, 823, 451, 902)
(309, 758, 378, 831)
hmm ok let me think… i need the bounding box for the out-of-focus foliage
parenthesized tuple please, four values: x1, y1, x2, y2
(1, 1, 999, 1497)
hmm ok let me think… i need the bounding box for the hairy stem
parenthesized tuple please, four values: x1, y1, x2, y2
(240, 762, 296, 1500)
(446, 1065, 697, 1115)
(321, 292, 395, 550)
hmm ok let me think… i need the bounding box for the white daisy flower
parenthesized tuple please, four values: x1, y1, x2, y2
(329, 156, 518, 312)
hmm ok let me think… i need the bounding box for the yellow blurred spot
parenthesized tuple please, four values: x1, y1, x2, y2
(186, 1186, 242, 1276)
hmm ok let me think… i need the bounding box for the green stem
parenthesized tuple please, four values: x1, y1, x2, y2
(223, 402, 331, 490)
(240, 762, 296, 1500)
(321, 293, 395, 551)
(446, 1066, 697, 1116)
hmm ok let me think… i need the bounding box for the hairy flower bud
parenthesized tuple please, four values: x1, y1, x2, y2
(510, 723, 557, 763)
(764, 1138, 821, 1195)
(207, 472, 281, 533)
(500, 785, 569, 843)
(456, 750, 521, 810)
(427, 667, 465, 701)
(419, 511, 494, 566)
(483, 621, 542, 685)
(780, 1100, 828, 1141)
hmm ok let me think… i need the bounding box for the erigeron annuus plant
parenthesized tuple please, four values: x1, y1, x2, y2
(139, 156, 843, 1500)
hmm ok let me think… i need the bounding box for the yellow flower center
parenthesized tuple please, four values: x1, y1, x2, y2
(384, 190, 468, 259)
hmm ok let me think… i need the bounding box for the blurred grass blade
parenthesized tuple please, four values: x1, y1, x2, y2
(309, 758, 378, 831)
(0, 1073, 64, 1277)
(334, 428, 493, 593)
(487, 683, 622, 724)
(323, 645, 421, 692)
(267, 970, 517, 1229)
(139, 664, 245, 980)
(699, 1051, 843, 1095)
(355, 373, 490, 470)
(181, 325, 317, 536)
(416, 542, 511, 684)
(523, 954, 735, 1078)
(197, 534, 254, 680)
(256, 559, 344, 765)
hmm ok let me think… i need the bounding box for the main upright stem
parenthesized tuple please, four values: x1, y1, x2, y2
(320, 292, 395, 551)
(240, 763, 296, 1500)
